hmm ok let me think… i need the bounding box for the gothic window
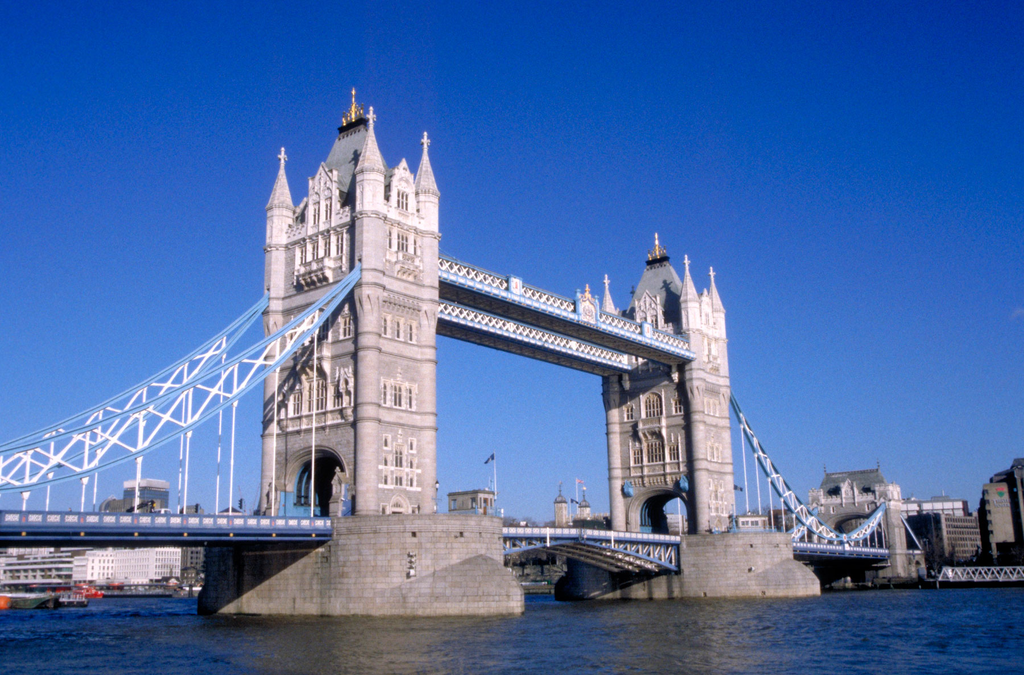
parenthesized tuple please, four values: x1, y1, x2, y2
(382, 316, 389, 335)
(289, 391, 302, 417)
(317, 322, 329, 343)
(625, 404, 635, 422)
(392, 318, 402, 339)
(644, 393, 663, 419)
(339, 313, 353, 338)
(397, 231, 409, 253)
(668, 434, 680, 462)
(312, 204, 319, 226)
(387, 228, 393, 250)
(323, 236, 331, 258)
(706, 433, 722, 462)
(672, 397, 683, 415)
(704, 397, 720, 417)
(311, 238, 319, 259)
(298, 245, 307, 265)
(645, 435, 665, 463)
(397, 190, 409, 211)
(331, 383, 341, 409)
(395, 444, 405, 469)
(315, 379, 327, 412)
(325, 198, 332, 222)
(406, 323, 415, 342)
(393, 385, 403, 409)
(631, 444, 643, 466)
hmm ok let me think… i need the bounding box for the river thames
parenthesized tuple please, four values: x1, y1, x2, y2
(3, 589, 1022, 674)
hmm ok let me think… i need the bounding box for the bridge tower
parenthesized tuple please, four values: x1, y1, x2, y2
(258, 95, 440, 519)
(603, 238, 734, 534)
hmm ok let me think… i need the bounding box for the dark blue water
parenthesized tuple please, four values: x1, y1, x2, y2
(2, 590, 1022, 674)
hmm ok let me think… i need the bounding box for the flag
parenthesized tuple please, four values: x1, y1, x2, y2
(484, 453, 495, 464)
(570, 498, 579, 505)
(575, 478, 584, 484)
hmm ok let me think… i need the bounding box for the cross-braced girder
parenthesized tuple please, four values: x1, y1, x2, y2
(0, 265, 361, 493)
(731, 394, 888, 548)
(438, 255, 695, 365)
(502, 527, 679, 573)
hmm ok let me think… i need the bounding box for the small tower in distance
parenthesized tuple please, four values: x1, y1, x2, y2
(554, 483, 570, 527)
(577, 487, 592, 521)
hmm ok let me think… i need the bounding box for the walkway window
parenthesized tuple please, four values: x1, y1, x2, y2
(672, 397, 683, 415)
(315, 379, 327, 412)
(625, 404, 635, 422)
(644, 393, 663, 419)
(631, 445, 643, 466)
(646, 437, 665, 464)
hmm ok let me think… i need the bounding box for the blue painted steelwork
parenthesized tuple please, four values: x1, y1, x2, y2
(0, 510, 332, 545)
(730, 393, 889, 547)
(502, 526, 679, 573)
(437, 301, 633, 373)
(438, 255, 695, 363)
(0, 265, 361, 493)
(792, 541, 889, 560)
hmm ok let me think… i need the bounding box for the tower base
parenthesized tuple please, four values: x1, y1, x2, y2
(555, 533, 820, 601)
(198, 514, 524, 616)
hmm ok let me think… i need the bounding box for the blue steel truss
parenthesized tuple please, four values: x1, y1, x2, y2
(439, 255, 695, 364)
(438, 301, 633, 373)
(730, 393, 888, 547)
(502, 527, 679, 573)
(0, 265, 361, 493)
(0, 510, 332, 545)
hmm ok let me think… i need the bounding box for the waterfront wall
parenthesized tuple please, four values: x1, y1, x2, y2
(199, 514, 523, 616)
(556, 533, 820, 600)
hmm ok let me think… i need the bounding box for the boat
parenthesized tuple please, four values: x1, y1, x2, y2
(75, 584, 104, 599)
(58, 591, 90, 608)
(0, 593, 58, 610)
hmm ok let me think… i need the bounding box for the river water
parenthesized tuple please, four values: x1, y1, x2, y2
(2, 590, 1022, 674)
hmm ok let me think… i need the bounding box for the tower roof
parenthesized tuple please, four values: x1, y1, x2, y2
(415, 132, 439, 196)
(629, 234, 683, 327)
(266, 147, 293, 209)
(324, 91, 386, 202)
(709, 267, 724, 312)
(819, 468, 888, 493)
(355, 106, 386, 176)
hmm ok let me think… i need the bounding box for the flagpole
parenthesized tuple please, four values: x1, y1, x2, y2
(493, 454, 497, 505)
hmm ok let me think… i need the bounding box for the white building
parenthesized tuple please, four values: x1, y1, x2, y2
(72, 548, 181, 584)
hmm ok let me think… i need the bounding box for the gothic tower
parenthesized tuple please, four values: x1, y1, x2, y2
(602, 236, 734, 534)
(258, 92, 440, 518)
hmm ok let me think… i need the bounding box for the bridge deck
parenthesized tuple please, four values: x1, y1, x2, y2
(439, 256, 695, 367)
(0, 511, 331, 546)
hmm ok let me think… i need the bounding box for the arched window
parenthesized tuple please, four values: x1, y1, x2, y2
(315, 379, 327, 412)
(644, 393, 663, 419)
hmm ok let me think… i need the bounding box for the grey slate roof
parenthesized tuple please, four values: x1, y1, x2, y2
(819, 468, 888, 495)
(324, 120, 388, 205)
(628, 258, 684, 327)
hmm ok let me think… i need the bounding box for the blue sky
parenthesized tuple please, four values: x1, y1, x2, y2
(0, 1, 1021, 520)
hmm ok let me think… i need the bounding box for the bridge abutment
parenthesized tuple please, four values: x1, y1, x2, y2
(555, 533, 820, 601)
(199, 514, 523, 616)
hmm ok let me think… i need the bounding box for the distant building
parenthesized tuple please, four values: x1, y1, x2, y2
(902, 495, 970, 518)
(553, 486, 570, 527)
(979, 459, 1024, 563)
(0, 548, 86, 586)
(446, 489, 495, 515)
(72, 548, 181, 584)
(180, 547, 205, 587)
(100, 479, 171, 513)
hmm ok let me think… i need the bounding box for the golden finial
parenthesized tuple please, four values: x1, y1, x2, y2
(647, 232, 668, 261)
(342, 88, 365, 126)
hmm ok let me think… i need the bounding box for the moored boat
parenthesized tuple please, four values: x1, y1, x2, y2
(0, 593, 58, 609)
(58, 591, 90, 608)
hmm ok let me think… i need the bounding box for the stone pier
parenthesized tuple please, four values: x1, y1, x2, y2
(555, 533, 820, 601)
(199, 514, 523, 616)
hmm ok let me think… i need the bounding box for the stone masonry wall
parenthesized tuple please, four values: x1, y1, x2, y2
(199, 514, 523, 616)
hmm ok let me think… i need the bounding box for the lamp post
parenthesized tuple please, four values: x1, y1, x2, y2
(434, 480, 440, 513)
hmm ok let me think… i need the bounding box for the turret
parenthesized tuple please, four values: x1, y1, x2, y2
(554, 483, 570, 527)
(415, 132, 439, 232)
(601, 274, 617, 314)
(265, 148, 294, 299)
(679, 254, 701, 335)
(354, 107, 386, 214)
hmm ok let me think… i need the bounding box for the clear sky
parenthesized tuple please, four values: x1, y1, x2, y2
(0, 2, 1021, 521)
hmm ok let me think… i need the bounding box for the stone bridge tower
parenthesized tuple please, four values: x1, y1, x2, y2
(259, 93, 440, 518)
(603, 237, 734, 534)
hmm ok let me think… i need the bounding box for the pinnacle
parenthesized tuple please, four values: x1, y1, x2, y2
(266, 147, 293, 209)
(355, 106, 385, 175)
(415, 131, 439, 196)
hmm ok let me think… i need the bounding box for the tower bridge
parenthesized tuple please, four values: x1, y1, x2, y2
(0, 93, 914, 615)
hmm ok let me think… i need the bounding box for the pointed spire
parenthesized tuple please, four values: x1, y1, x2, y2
(601, 274, 617, 313)
(267, 147, 293, 208)
(415, 131, 439, 196)
(356, 106, 385, 175)
(647, 232, 668, 263)
(709, 266, 724, 312)
(681, 254, 698, 301)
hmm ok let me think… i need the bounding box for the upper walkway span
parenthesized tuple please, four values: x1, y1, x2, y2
(438, 255, 695, 374)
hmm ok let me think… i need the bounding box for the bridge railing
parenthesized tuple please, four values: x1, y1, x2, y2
(1, 510, 332, 542)
(439, 255, 694, 361)
(938, 566, 1024, 583)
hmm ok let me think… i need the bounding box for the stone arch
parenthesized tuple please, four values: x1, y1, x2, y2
(388, 494, 410, 515)
(626, 485, 688, 535)
(287, 446, 348, 517)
